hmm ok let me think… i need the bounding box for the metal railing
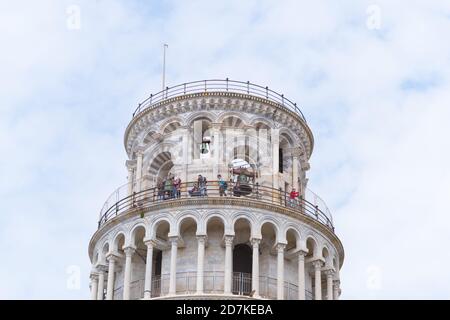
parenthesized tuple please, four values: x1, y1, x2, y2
(146, 271, 306, 300)
(132, 79, 306, 122)
(97, 180, 334, 231)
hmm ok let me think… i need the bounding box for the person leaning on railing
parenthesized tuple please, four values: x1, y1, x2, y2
(217, 174, 228, 197)
(198, 174, 207, 196)
(173, 176, 181, 198)
(289, 188, 299, 207)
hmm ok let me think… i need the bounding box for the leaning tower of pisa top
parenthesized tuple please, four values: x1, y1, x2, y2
(88, 79, 344, 301)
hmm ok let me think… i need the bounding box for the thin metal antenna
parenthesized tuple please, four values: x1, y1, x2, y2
(162, 43, 168, 91)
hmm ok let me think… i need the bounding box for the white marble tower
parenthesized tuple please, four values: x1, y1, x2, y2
(88, 79, 344, 300)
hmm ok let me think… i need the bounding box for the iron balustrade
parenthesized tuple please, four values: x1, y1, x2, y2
(132, 79, 306, 122)
(111, 272, 312, 300)
(97, 180, 334, 232)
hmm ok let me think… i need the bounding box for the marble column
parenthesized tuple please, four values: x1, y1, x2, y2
(276, 243, 286, 300)
(125, 160, 136, 196)
(297, 251, 308, 300)
(135, 147, 145, 192)
(291, 147, 301, 192)
(144, 241, 154, 299)
(169, 237, 178, 295)
(313, 260, 323, 300)
(123, 247, 135, 300)
(251, 238, 261, 297)
(96, 267, 106, 300)
(333, 280, 341, 300)
(106, 255, 116, 300)
(223, 235, 234, 295)
(211, 124, 221, 179)
(90, 273, 98, 300)
(196, 236, 207, 294)
(272, 129, 280, 191)
(325, 270, 334, 300)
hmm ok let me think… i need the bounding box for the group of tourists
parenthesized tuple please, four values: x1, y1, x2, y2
(156, 173, 302, 205)
(157, 174, 181, 200)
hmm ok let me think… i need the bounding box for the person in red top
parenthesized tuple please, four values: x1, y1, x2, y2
(289, 188, 299, 207)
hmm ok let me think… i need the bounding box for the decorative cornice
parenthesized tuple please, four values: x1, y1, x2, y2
(88, 197, 344, 268)
(124, 92, 314, 159)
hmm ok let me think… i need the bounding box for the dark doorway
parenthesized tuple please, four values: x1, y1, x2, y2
(232, 243, 252, 295)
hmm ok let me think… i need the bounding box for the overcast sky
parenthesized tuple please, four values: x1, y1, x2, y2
(1, 0, 449, 299)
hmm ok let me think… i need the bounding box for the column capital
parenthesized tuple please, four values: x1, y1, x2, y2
(297, 250, 308, 259)
(135, 145, 146, 155)
(144, 239, 156, 248)
(196, 235, 208, 244)
(312, 259, 323, 269)
(224, 235, 234, 246)
(95, 264, 108, 273)
(169, 236, 179, 245)
(90, 272, 99, 281)
(106, 253, 118, 263)
(126, 159, 137, 170)
(324, 269, 335, 277)
(124, 246, 136, 257)
(276, 243, 286, 253)
(251, 238, 261, 247)
(290, 147, 304, 158)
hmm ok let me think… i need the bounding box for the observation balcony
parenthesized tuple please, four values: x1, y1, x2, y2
(112, 271, 314, 300)
(132, 79, 306, 122)
(98, 180, 334, 232)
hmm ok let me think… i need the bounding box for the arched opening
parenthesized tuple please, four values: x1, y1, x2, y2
(148, 152, 173, 186)
(232, 218, 252, 295)
(205, 216, 225, 293)
(192, 118, 212, 159)
(279, 133, 293, 175)
(286, 229, 299, 252)
(153, 220, 170, 296)
(163, 121, 181, 135)
(131, 226, 146, 300)
(306, 237, 317, 259)
(232, 244, 252, 295)
(112, 233, 125, 300)
(322, 247, 330, 267)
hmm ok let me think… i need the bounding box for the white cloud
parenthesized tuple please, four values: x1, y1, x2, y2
(0, 0, 449, 299)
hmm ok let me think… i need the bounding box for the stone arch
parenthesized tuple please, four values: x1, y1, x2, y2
(129, 222, 148, 246)
(150, 215, 174, 238)
(321, 244, 332, 267)
(284, 225, 302, 251)
(230, 212, 256, 236)
(185, 111, 216, 127)
(249, 117, 273, 129)
(260, 220, 280, 249)
(176, 213, 200, 236)
(202, 212, 229, 235)
(161, 120, 182, 136)
(258, 216, 281, 242)
(305, 235, 319, 258)
(217, 111, 250, 127)
(112, 231, 127, 253)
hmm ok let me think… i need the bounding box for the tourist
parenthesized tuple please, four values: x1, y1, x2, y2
(174, 176, 181, 198)
(217, 174, 227, 196)
(164, 176, 173, 199)
(198, 174, 207, 196)
(189, 183, 201, 197)
(157, 180, 164, 200)
(289, 188, 299, 207)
